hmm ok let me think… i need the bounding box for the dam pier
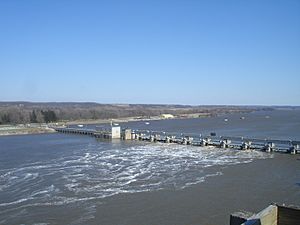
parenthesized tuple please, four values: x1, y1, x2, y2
(54, 126, 300, 155)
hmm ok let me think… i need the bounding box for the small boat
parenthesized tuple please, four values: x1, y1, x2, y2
(145, 122, 150, 125)
(224, 118, 228, 122)
(77, 124, 84, 128)
(240, 116, 245, 120)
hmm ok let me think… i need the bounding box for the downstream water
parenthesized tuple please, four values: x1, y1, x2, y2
(0, 109, 299, 224)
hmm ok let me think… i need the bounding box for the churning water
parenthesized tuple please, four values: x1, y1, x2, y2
(0, 134, 271, 224)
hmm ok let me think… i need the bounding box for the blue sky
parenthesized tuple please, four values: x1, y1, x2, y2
(0, 0, 299, 105)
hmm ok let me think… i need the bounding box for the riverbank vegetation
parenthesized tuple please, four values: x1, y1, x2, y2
(0, 102, 275, 125)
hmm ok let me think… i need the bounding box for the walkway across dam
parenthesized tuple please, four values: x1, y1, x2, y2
(54, 126, 300, 155)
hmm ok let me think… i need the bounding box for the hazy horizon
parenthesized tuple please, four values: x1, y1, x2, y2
(0, 100, 299, 107)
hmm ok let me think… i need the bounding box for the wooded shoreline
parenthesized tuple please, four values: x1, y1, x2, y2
(0, 101, 277, 125)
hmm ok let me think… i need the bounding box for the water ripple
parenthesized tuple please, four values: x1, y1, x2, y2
(0, 142, 272, 213)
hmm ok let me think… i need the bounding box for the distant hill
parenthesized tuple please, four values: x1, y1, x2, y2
(0, 101, 275, 124)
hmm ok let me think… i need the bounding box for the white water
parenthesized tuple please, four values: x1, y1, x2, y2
(0, 142, 272, 213)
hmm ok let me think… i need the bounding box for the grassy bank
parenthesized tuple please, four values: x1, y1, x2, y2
(0, 125, 55, 136)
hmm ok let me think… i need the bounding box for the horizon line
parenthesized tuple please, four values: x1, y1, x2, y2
(0, 101, 299, 107)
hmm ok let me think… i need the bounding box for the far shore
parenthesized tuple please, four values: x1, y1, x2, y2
(63, 112, 214, 125)
(0, 113, 212, 136)
(0, 110, 255, 137)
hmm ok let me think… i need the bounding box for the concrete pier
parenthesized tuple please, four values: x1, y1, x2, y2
(288, 144, 299, 155)
(111, 126, 121, 139)
(264, 142, 275, 153)
(200, 138, 211, 147)
(241, 141, 252, 150)
(165, 136, 171, 143)
(220, 139, 231, 148)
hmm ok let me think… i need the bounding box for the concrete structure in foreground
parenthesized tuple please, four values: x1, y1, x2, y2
(230, 204, 300, 225)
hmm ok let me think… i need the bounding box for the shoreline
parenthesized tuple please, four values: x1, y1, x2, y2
(62, 112, 216, 125)
(0, 110, 251, 136)
(0, 115, 207, 136)
(0, 126, 56, 136)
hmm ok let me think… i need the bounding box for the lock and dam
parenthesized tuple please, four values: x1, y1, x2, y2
(54, 126, 300, 155)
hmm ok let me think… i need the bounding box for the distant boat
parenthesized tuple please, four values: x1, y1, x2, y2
(113, 123, 119, 126)
(224, 118, 228, 122)
(77, 124, 84, 127)
(145, 122, 150, 125)
(240, 116, 245, 120)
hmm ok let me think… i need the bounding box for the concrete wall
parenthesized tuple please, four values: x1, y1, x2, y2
(244, 205, 277, 225)
(123, 129, 132, 140)
(231, 205, 277, 225)
(111, 126, 121, 139)
(230, 212, 253, 225)
(253, 204, 278, 225)
(278, 205, 300, 225)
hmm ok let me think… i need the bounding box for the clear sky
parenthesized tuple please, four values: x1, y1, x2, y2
(0, 0, 299, 105)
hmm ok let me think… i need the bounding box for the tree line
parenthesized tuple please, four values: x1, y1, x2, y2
(0, 102, 264, 125)
(1, 109, 58, 124)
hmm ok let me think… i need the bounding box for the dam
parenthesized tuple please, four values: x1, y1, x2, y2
(54, 126, 300, 155)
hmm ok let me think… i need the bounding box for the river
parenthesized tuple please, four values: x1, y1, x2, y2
(0, 109, 299, 225)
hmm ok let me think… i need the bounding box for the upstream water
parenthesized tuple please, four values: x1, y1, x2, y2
(0, 109, 299, 224)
